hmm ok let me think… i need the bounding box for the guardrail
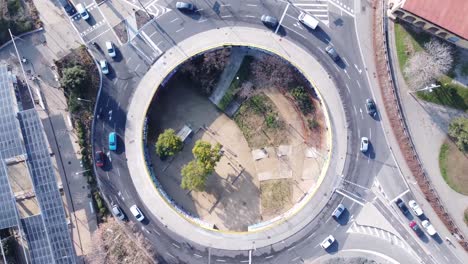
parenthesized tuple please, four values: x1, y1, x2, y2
(377, 0, 467, 250)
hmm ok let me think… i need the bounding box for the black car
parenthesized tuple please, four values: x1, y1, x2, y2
(58, 0, 76, 16)
(325, 45, 339, 61)
(261, 15, 279, 28)
(396, 198, 409, 214)
(95, 151, 105, 167)
(365, 99, 377, 116)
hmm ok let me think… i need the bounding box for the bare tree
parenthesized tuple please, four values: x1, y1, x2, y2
(238, 81, 254, 99)
(251, 55, 296, 89)
(86, 219, 157, 264)
(404, 38, 453, 90)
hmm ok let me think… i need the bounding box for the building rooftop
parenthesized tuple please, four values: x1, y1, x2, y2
(402, 0, 468, 39)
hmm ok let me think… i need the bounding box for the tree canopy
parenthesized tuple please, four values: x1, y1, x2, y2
(61, 65, 88, 94)
(448, 117, 468, 152)
(181, 160, 209, 191)
(155, 129, 183, 159)
(192, 140, 222, 174)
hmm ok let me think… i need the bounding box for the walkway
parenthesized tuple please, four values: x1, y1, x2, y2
(125, 26, 348, 250)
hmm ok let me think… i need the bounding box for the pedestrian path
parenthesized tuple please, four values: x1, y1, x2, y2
(347, 222, 411, 252)
(292, 0, 329, 26)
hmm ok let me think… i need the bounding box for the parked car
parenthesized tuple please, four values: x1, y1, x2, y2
(99, 60, 109, 75)
(58, 0, 76, 16)
(176, 2, 194, 11)
(106, 41, 116, 57)
(112, 204, 125, 221)
(422, 220, 437, 236)
(360, 137, 369, 153)
(95, 150, 105, 167)
(130, 205, 145, 222)
(409, 221, 423, 236)
(320, 235, 335, 249)
(396, 198, 409, 215)
(76, 3, 89, 20)
(109, 132, 117, 151)
(408, 200, 423, 216)
(331, 204, 345, 220)
(261, 15, 278, 28)
(365, 99, 377, 116)
(325, 45, 339, 61)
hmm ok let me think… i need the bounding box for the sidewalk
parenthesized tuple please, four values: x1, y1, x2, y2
(125, 26, 348, 250)
(0, 0, 97, 260)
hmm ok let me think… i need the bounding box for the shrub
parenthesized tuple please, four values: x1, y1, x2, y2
(308, 119, 320, 130)
(7, 0, 21, 16)
(291, 86, 314, 114)
(155, 129, 183, 159)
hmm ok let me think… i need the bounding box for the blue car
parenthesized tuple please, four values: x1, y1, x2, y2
(109, 132, 117, 151)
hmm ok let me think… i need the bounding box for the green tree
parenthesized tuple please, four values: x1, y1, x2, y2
(155, 129, 183, 159)
(192, 140, 222, 173)
(181, 160, 209, 191)
(291, 86, 314, 114)
(61, 65, 88, 94)
(448, 117, 468, 152)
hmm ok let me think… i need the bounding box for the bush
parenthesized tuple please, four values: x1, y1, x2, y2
(248, 95, 270, 114)
(265, 113, 279, 128)
(448, 117, 468, 152)
(7, 0, 21, 16)
(291, 86, 314, 114)
(308, 119, 319, 130)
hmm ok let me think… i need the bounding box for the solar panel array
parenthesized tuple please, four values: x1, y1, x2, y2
(18, 109, 76, 264)
(21, 215, 55, 264)
(0, 64, 25, 159)
(0, 160, 19, 229)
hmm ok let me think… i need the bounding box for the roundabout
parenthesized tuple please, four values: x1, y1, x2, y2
(88, 1, 463, 263)
(125, 26, 347, 250)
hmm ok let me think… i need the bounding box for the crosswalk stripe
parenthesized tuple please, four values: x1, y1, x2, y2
(294, 3, 328, 7)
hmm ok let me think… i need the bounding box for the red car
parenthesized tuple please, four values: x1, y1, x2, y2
(95, 151, 105, 167)
(409, 221, 422, 236)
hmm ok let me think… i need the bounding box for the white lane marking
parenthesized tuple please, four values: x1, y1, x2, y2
(106, 171, 109, 180)
(359, 108, 363, 119)
(216, 259, 226, 262)
(126, 57, 132, 64)
(135, 64, 141, 72)
(170, 18, 179, 23)
(85, 2, 95, 9)
(287, 245, 296, 251)
(307, 231, 316, 239)
(194, 253, 203, 258)
(89, 201, 94, 213)
(117, 168, 121, 177)
(342, 57, 349, 66)
(353, 105, 357, 115)
(176, 27, 185, 33)
(265, 255, 274, 259)
(172, 243, 180, 248)
(354, 63, 362, 74)
(141, 31, 163, 54)
(369, 128, 372, 139)
(443, 255, 449, 261)
(123, 81, 129, 90)
(153, 229, 160, 236)
(221, 15, 233, 18)
(344, 69, 350, 79)
(245, 15, 256, 18)
(281, 25, 307, 39)
(275, 2, 290, 34)
(389, 189, 410, 203)
(166, 253, 175, 258)
(345, 83, 350, 93)
(220, 4, 231, 7)
(328, 0, 355, 17)
(86, 28, 111, 43)
(335, 189, 365, 206)
(247, 4, 257, 7)
(198, 19, 208, 23)
(333, 64, 340, 72)
(195, 8, 204, 12)
(356, 80, 361, 89)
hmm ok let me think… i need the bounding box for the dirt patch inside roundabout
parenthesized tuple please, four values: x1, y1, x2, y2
(146, 47, 329, 231)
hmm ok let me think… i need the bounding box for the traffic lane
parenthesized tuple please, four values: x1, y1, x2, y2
(71, 2, 110, 43)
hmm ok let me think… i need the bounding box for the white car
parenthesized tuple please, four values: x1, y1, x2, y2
(99, 60, 109, 74)
(106, 41, 116, 58)
(130, 205, 145, 222)
(320, 235, 335, 249)
(422, 220, 437, 236)
(76, 3, 89, 20)
(408, 200, 423, 216)
(111, 204, 125, 221)
(360, 137, 369, 152)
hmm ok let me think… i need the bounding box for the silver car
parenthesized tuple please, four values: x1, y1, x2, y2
(360, 137, 369, 153)
(325, 45, 339, 61)
(112, 204, 125, 221)
(261, 15, 278, 28)
(332, 204, 345, 220)
(176, 2, 194, 11)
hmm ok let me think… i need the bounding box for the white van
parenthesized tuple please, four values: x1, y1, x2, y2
(298, 12, 319, 30)
(76, 3, 89, 20)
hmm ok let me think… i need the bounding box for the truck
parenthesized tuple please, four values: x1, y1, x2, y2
(298, 12, 319, 30)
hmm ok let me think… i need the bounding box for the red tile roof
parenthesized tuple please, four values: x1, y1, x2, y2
(402, 0, 468, 39)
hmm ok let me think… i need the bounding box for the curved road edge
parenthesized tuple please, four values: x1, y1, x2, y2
(124, 26, 348, 250)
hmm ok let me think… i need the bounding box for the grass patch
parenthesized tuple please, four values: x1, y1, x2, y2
(260, 179, 292, 214)
(234, 93, 286, 148)
(416, 76, 468, 110)
(438, 140, 468, 195)
(218, 56, 253, 110)
(465, 208, 468, 226)
(394, 23, 430, 69)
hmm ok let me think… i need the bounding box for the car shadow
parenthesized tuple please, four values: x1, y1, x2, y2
(276, 26, 286, 37)
(304, 26, 331, 44)
(335, 210, 350, 226)
(371, 111, 380, 121)
(111, 50, 123, 63)
(115, 134, 126, 155)
(325, 241, 339, 254)
(432, 234, 443, 244)
(85, 16, 97, 26)
(101, 155, 113, 172)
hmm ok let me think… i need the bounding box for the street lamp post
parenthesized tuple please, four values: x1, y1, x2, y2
(409, 83, 441, 94)
(77, 97, 92, 103)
